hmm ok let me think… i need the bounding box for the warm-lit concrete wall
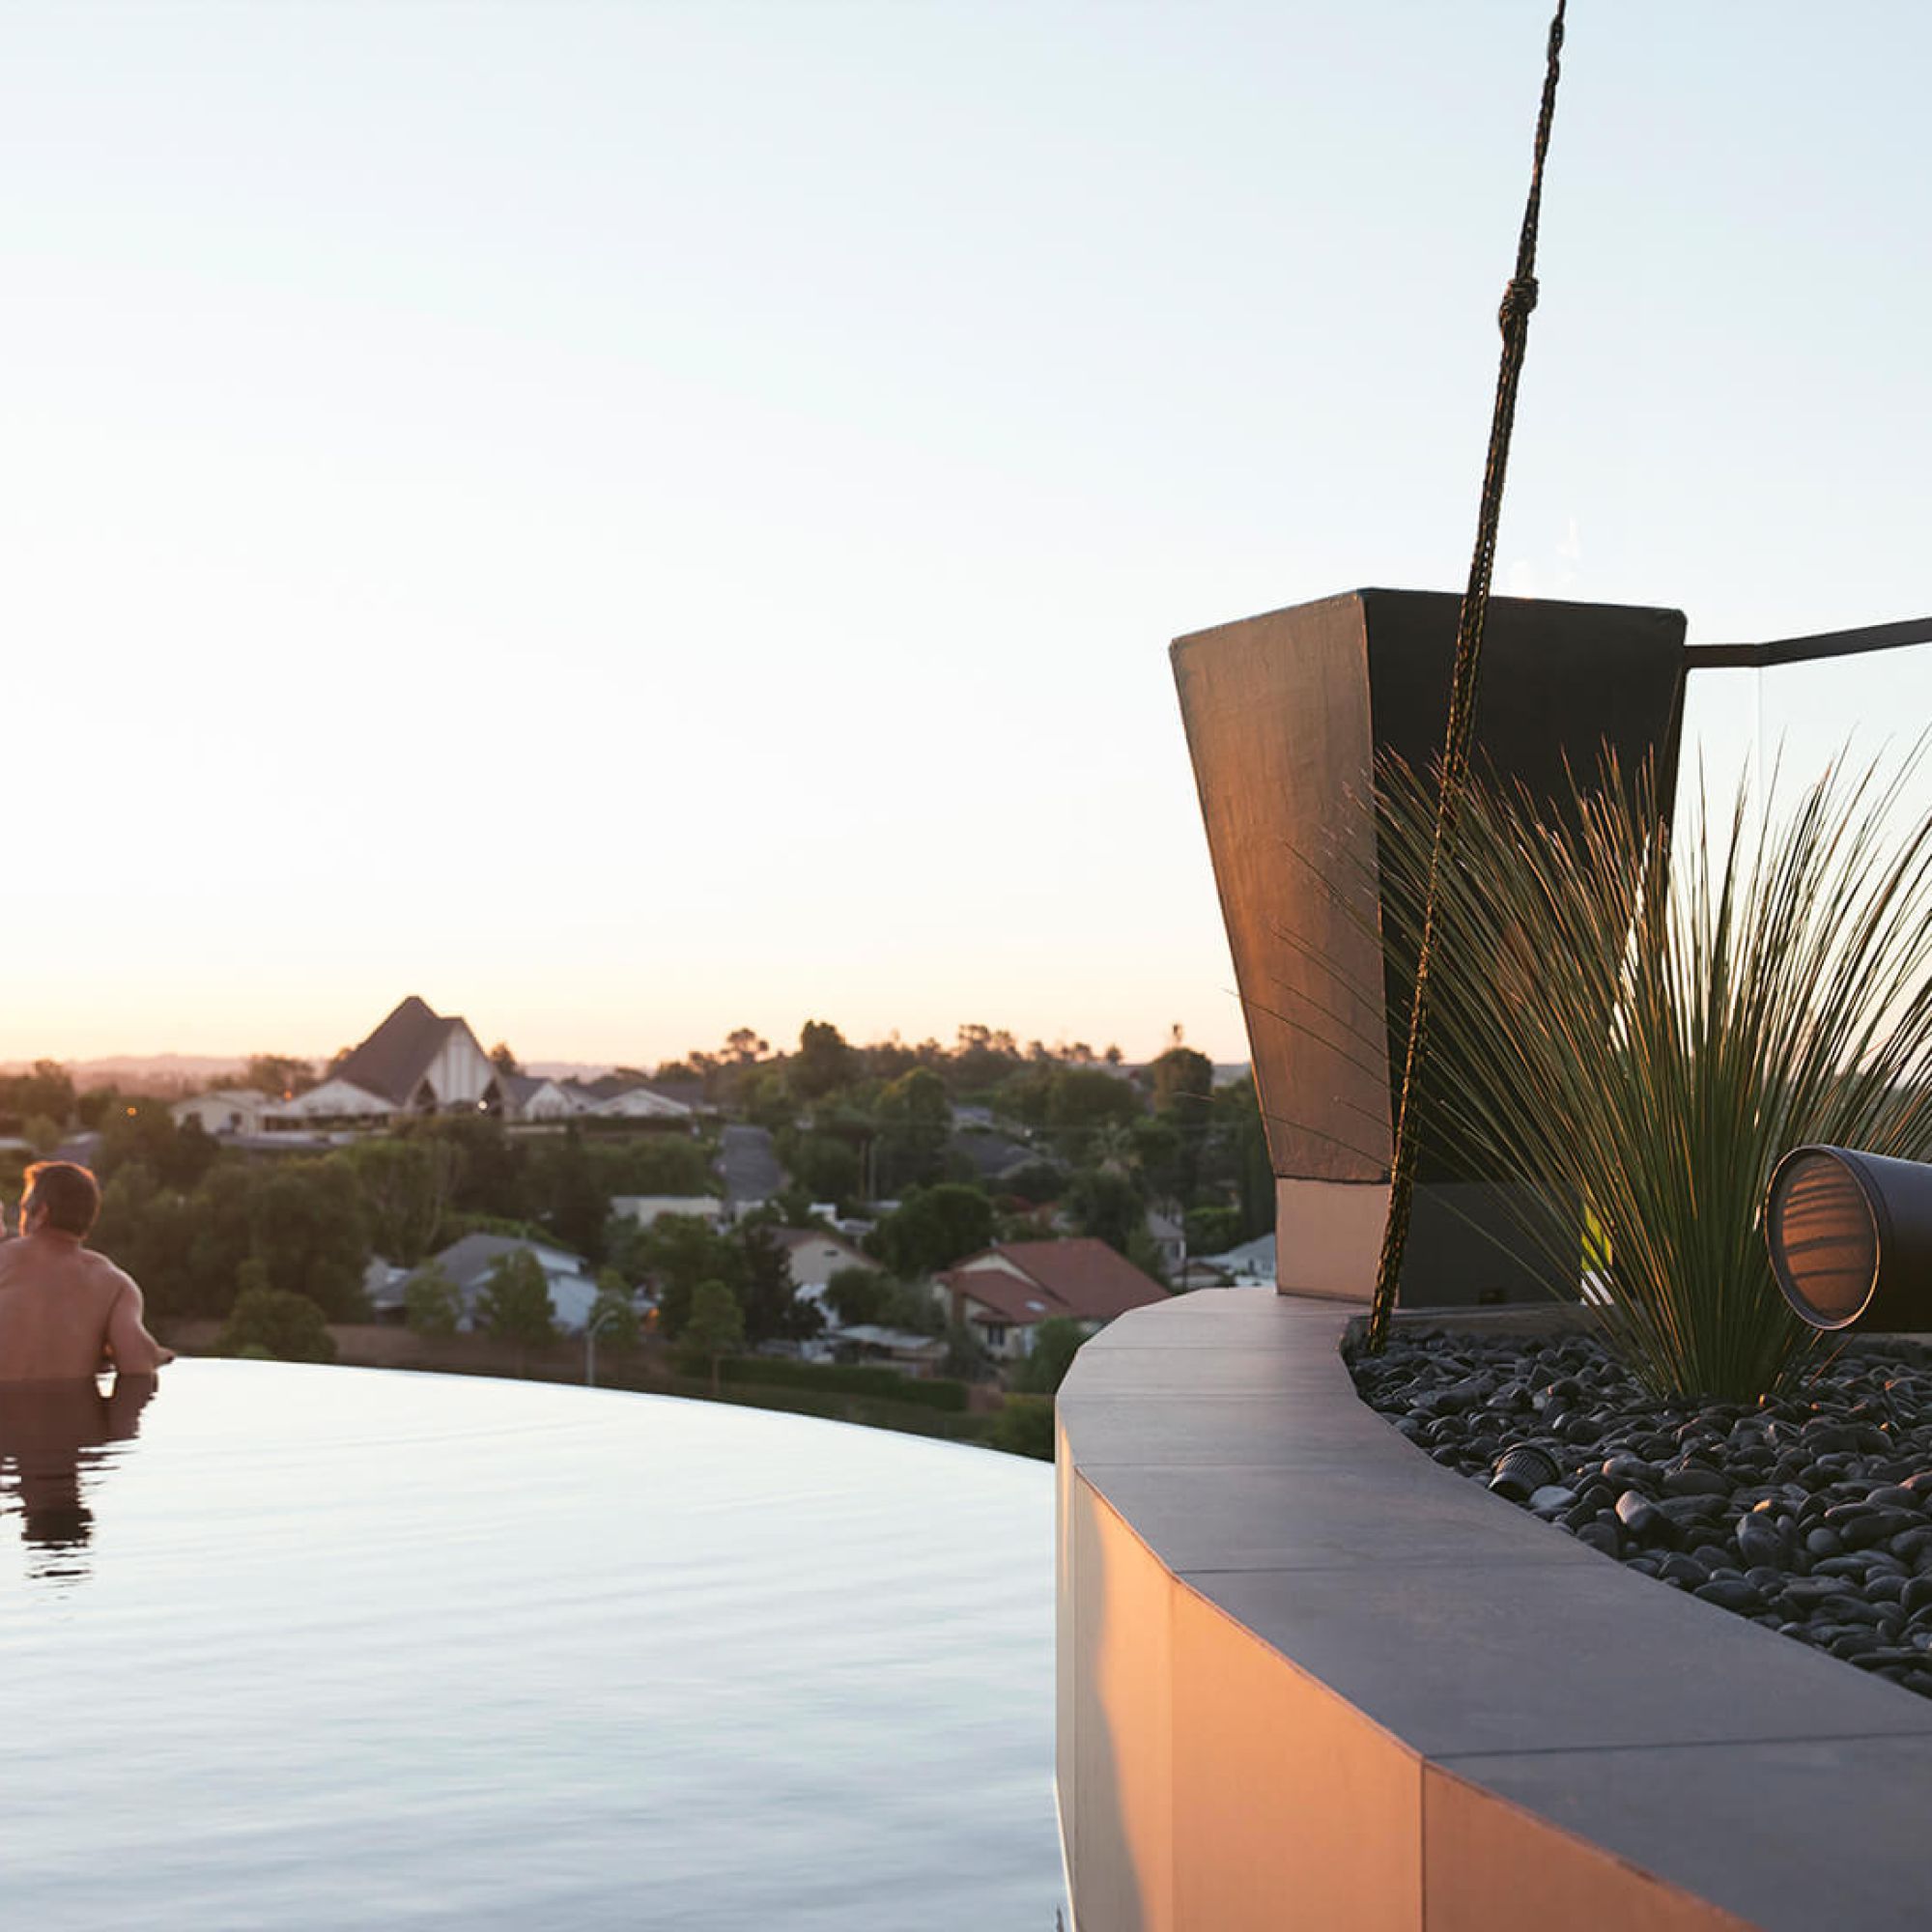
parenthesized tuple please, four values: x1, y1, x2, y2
(1273, 1177, 1385, 1301)
(1058, 1290, 1932, 1932)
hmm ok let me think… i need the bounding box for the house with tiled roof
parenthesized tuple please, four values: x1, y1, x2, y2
(936, 1237, 1169, 1361)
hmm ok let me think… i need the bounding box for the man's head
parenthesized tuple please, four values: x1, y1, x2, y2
(20, 1162, 101, 1240)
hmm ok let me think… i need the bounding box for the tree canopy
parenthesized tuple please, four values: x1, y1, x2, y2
(737, 1221, 821, 1346)
(1149, 1043, 1214, 1117)
(587, 1275, 639, 1352)
(404, 1262, 465, 1338)
(1010, 1316, 1085, 1395)
(341, 1135, 460, 1265)
(1065, 1165, 1147, 1258)
(242, 1054, 317, 1098)
(792, 1019, 859, 1100)
(628, 1212, 742, 1338)
(218, 1285, 337, 1363)
(0, 1060, 75, 1128)
(873, 1066, 952, 1193)
(680, 1278, 745, 1392)
(871, 1182, 995, 1278)
(778, 1129, 862, 1204)
(476, 1250, 555, 1350)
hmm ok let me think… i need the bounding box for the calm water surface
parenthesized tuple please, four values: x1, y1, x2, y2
(0, 1361, 1059, 1929)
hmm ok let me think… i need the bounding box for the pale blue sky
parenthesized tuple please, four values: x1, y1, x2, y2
(2, 2, 1926, 1065)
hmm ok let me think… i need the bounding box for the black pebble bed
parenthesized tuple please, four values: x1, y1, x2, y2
(1349, 1327, 1932, 1701)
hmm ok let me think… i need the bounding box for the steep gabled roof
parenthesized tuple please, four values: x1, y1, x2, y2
(589, 1084, 693, 1120)
(431, 1232, 585, 1293)
(501, 1071, 582, 1111)
(950, 1128, 1041, 1181)
(943, 1269, 1060, 1326)
(769, 1227, 872, 1265)
(948, 1237, 1168, 1323)
(333, 996, 465, 1107)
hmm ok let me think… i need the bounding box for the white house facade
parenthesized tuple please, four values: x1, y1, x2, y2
(171, 1090, 273, 1136)
(589, 1086, 694, 1122)
(611, 1194, 728, 1231)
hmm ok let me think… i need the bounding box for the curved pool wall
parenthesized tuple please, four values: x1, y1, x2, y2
(0, 1360, 1059, 1931)
(1056, 1288, 1932, 1932)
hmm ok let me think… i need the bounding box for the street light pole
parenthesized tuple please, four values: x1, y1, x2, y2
(584, 1302, 627, 1387)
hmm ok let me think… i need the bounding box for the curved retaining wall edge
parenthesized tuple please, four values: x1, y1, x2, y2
(1056, 1288, 1932, 1932)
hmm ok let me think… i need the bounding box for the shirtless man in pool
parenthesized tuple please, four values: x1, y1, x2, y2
(0, 1161, 172, 1381)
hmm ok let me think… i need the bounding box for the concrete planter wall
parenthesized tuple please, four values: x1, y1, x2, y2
(1057, 1289, 1932, 1931)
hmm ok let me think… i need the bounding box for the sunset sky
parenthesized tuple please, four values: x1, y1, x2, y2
(2, 3, 1927, 1069)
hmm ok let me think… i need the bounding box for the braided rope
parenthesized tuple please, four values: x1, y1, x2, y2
(1363, 0, 1568, 1354)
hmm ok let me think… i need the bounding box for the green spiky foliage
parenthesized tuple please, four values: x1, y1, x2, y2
(1373, 750, 1932, 1402)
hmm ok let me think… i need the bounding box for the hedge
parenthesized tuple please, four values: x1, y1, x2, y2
(716, 1355, 969, 1412)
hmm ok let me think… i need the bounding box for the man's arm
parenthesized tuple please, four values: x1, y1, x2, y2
(104, 1271, 174, 1372)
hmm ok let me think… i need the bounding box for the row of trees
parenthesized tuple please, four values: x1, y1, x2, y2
(708, 1022, 1268, 1267)
(652, 1020, 1132, 1113)
(768, 1051, 1269, 1275)
(612, 1214, 822, 1348)
(88, 1109, 720, 1325)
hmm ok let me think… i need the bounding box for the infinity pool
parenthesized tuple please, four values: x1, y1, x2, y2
(0, 1361, 1059, 1929)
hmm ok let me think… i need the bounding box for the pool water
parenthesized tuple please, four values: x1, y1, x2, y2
(0, 1361, 1059, 1929)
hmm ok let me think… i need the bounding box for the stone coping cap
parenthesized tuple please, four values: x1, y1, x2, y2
(1061, 1288, 1932, 1931)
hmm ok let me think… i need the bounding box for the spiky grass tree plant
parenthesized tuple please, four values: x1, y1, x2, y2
(1374, 751, 1932, 1402)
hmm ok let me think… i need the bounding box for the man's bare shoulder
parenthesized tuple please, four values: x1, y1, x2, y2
(79, 1249, 140, 1295)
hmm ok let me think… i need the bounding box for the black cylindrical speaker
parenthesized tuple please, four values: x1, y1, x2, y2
(1764, 1145, 1932, 1331)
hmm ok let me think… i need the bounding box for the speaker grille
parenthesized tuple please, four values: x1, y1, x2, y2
(1769, 1151, 1878, 1324)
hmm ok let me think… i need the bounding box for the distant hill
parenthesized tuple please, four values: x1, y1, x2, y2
(0, 1054, 252, 1096)
(0, 1053, 641, 1097)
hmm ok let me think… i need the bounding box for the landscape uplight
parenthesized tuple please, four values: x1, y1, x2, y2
(1764, 1145, 1932, 1331)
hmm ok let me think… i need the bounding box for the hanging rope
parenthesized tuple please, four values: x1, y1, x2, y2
(1363, 0, 1569, 1354)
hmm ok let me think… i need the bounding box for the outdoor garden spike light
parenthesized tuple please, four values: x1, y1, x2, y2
(1764, 1145, 1932, 1331)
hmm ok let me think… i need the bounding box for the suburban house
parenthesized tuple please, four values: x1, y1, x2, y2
(500, 1072, 586, 1122)
(173, 1089, 276, 1136)
(173, 997, 695, 1141)
(290, 996, 500, 1127)
(950, 1125, 1043, 1186)
(1201, 1230, 1275, 1287)
(610, 1194, 729, 1231)
(501, 1072, 694, 1125)
(167, 1088, 338, 1154)
(936, 1237, 1170, 1361)
(373, 1231, 603, 1333)
(1145, 1208, 1187, 1279)
(770, 1226, 875, 1294)
(828, 1323, 949, 1376)
(761, 1226, 877, 1324)
(585, 1084, 693, 1122)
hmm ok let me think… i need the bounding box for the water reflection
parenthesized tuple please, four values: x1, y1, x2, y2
(1, 1364, 1056, 1928)
(0, 1375, 156, 1583)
